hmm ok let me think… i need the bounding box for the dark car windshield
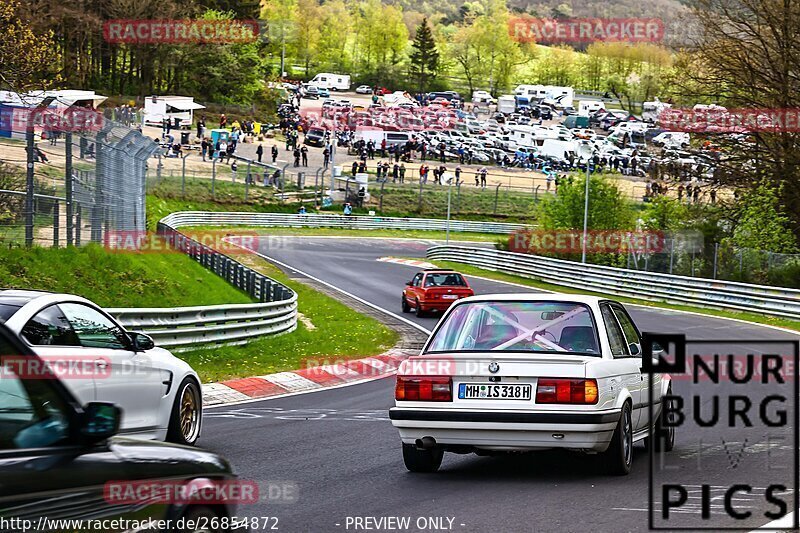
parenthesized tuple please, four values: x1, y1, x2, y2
(424, 273, 466, 287)
(425, 301, 600, 355)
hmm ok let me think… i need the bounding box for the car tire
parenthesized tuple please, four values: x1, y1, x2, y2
(643, 387, 676, 453)
(402, 443, 443, 473)
(401, 295, 411, 313)
(167, 377, 202, 446)
(180, 506, 219, 533)
(414, 299, 425, 318)
(603, 401, 633, 475)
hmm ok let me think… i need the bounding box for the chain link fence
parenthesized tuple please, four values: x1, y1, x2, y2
(0, 106, 158, 247)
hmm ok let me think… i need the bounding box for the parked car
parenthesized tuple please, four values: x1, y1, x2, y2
(401, 270, 474, 317)
(303, 85, 320, 99)
(1, 290, 203, 446)
(652, 132, 690, 149)
(0, 322, 246, 532)
(317, 87, 331, 98)
(390, 294, 674, 474)
(356, 85, 372, 94)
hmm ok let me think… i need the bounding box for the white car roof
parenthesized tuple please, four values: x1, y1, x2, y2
(455, 293, 608, 306)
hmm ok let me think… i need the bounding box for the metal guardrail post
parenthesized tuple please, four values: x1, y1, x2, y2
(25, 128, 34, 247)
(52, 202, 59, 248)
(74, 205, 81, 246)
(65, 133, 73, 246)
(245, 161, 251, 201)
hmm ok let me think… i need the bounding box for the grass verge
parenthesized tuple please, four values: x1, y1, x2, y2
(179, 253, 399, 383)
(432, 260, 800, 332)
(0, 243, 252, 307)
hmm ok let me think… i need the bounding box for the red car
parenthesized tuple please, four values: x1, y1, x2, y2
(402, 270, 474, 317)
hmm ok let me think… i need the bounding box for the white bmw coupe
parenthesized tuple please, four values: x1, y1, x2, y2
(390, 294, 674, 475)
(0, 290, 202, 446)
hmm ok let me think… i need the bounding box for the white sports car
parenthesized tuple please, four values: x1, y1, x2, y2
(0, 290, 202, 446)
(390, 294, 674, 475)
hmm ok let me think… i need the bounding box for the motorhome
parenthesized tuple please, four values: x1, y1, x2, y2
(507, 125, 558, 148)
(497, 95, 516, 114)
(514, 85, 574, 108)
(309, 73, 351, 91)
(642, 98, 672, 123)
(471, 91, 495, 106)
(578, 100, 604, 116)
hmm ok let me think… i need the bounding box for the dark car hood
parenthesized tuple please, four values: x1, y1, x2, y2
(108, 437, 233, 477)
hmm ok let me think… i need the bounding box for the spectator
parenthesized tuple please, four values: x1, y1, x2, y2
(301, 145, 309, 166)
(392, 163, 399, 182)
(298, 205, 307, 214)
(197, 116, 206, 140)
(399, 163, 406, 183)
(219, 114, 227, 128)
(352, 160, 359, 176)
(480, 167, 487, 188)
(323, 146, 330, 168)
(293, 148, 301, 167)
(231, 160, 238, 182)
(256, 143, 264, 162)
(271, 145, 278, 163)
(343, 202, 353, 216)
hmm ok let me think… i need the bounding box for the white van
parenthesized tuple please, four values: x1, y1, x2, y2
(353, 129, 411, 147)
(652, 132, 690, 149)
(309, 73, 351, 91)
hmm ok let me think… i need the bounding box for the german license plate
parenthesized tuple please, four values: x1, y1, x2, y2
(442, 294, 458, 300)
(458, 383, 532, 400)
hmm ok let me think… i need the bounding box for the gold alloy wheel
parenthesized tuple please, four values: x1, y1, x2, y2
(179, 382, 200, 444)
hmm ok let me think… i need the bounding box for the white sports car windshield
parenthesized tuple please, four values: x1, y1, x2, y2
(425, 301, 600, 355)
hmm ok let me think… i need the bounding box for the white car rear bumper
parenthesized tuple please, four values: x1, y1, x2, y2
(389, 408, 620, 452)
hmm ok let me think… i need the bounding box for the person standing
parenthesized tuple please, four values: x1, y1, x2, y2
(392, 163, 399, 182)
(323, 146, 330, 168)
(301, 145, 308, 166)
(293, 147, 301, 167)
(197, 116, 205, 140)
(480, 167, 487, 188)
(352, 160, 359, 176)
(399, 163, 406, 183)
(219, 114, 227, 128)
(271, 145, 279, 163)
(201, 137, 209, 162)
(455, 166, 461, 185)
(381, 138, 387, 157)
(256, 143, 264, 162)
(231, 160, 238, 182)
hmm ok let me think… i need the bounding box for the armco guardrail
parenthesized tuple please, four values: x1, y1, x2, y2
(105, 220, 298, 348)
(108, 300, 297, 348)
(159, 211, 526, 234)
(427, 245, 800, 320)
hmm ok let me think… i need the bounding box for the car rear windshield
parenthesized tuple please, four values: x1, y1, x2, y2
(425, 301, 600, 355)
(424, 273, 466, 287)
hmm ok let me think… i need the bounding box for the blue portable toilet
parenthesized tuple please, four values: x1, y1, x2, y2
(210, 128, 230, 145)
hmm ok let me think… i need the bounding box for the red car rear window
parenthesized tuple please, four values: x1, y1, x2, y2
(424, 273, 466, 287)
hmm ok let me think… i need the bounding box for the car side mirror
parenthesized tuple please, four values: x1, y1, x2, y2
(80, 402, 121, 442)
(405, 281, 413, 286)
(629, 343, 641, 356)
(130, 332, 155, 351)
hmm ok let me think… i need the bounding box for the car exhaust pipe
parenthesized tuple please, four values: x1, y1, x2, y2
(415, 436, 437, 450)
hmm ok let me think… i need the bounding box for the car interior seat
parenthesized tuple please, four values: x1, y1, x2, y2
(558, 326, 598, 353)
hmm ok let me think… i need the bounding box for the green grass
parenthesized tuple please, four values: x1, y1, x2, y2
(180, 254, 399, 382)
(0, 243, 252, 307)
(146, 174, 537, 230)
(431, 260, 800, 332)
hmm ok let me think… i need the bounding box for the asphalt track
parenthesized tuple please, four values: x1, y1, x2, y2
(200, 237, 799, 533)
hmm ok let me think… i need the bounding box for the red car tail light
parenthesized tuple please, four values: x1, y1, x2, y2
(536, 378, 598, 404)
(395, 376, 452, 402)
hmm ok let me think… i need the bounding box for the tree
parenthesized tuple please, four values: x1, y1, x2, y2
(675, 0, 800, 241)
(409, 18, 439, 92)
(0, 0, 60, 90)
